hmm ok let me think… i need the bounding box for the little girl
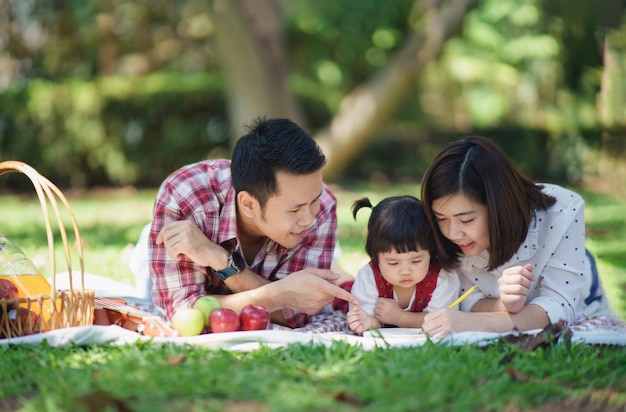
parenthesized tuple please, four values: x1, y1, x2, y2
(347, 196, 460, 334)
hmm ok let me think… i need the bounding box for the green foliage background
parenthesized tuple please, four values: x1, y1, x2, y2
(0, 74, 229, 188)
(0, 0, 620, 189)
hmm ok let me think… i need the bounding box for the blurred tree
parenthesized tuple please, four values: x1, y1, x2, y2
(96, 4, 117, 77)
(598, 3, 626, 192)
(211, 0, 306, 145)
(598, 3, 626, 131)
(314, 0, 477, 178)
(0, 0, 622, 190)
(209, 0, 477, 177)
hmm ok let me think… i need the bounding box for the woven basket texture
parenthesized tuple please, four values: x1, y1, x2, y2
(0, 161, 94, 339)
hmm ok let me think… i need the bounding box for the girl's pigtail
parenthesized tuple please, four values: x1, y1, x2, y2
(351, 197, 374, 220)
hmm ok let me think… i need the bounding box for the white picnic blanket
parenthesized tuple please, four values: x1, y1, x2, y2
(23, 235, 621, 350)
(2, 311, 625, 351)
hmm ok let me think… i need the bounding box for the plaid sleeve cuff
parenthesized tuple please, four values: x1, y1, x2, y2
(282, 308, 310, 329)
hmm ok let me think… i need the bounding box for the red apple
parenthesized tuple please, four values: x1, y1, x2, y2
(240, 304, 270, 331)
(9, 307, 40, 336)
(209, 308, 240, 333)
(0, 278, 19, 301)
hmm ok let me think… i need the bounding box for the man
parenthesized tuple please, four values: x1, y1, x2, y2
(150, 117, 358, 327)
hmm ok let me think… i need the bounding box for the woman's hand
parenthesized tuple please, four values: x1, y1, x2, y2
(422, 308, 471, 336)
(498, 263, 535, 313)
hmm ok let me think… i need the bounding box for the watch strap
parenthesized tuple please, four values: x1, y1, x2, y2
(215, 252, 244, 281)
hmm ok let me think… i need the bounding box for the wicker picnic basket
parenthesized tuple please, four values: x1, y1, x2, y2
(0, 161, 94, 339)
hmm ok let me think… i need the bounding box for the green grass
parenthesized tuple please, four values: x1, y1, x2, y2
(0, 188, 156, 285)
(0, 182, 625, 411)
(1, 339, 625, 411)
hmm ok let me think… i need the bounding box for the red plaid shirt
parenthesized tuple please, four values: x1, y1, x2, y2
(149, 159, 337, 328)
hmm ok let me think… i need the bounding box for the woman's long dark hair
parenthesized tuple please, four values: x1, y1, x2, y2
(420, 136, 556, 271)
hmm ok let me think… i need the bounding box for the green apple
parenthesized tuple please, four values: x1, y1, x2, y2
(171, 308, 204, 336)
(193, 296, 222, 327)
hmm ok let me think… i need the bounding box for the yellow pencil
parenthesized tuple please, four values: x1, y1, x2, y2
(448, 285, 478, 309)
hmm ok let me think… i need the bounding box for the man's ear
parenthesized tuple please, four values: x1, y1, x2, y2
(237, 191, 258, 218)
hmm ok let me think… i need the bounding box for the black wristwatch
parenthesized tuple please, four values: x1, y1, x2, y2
(215, 252, 243, 281)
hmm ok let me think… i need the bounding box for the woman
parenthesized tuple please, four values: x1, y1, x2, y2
(420, 136, 611, 335)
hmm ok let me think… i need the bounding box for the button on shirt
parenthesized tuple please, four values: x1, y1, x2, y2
(148, 159, 338, 328)
(457, 184, 605, 324)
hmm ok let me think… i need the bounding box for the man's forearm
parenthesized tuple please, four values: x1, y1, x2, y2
(210, 273, 283, 314)
(222, 268, 270, 292)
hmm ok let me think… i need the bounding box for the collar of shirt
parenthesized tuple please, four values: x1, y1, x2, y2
(217, 186, 238, 247)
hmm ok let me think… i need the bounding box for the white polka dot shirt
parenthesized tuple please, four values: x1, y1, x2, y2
(456, 184, 606, 324)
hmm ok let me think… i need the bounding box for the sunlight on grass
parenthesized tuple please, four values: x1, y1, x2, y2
(0, 189, 156, 284)
(0, 180, 625, 411)
(583, 190, 626, 319)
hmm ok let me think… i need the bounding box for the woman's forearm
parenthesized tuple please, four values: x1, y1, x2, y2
(471, 297, 506, 312)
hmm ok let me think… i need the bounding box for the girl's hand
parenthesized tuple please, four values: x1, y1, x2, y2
(374, 298, 403, 326)
(498, 263, 535, 313)
(347, 305, 379, 334)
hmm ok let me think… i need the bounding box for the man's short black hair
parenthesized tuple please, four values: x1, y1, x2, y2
(231, 117, 326, 207)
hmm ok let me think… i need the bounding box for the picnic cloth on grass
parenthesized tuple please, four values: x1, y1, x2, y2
(28, 241, 623, 350)
(18, 267, 625, 350)
(2, 310, 625, 351)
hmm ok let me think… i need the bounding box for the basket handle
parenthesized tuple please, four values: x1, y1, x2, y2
(0, 160, 85, 294)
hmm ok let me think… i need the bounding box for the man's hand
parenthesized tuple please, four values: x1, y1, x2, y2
(498, 263, 535, 313)
(270, 268, 359, 315)
(374, 298, 403, 326)
(155, 219, 227, 269)
(347, 305, 378, 334)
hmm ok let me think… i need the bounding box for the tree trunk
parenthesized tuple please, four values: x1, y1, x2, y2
(211, 0, 306, 144)
(97, 12, 118, 77)
(316, 0, 478, 180)
(45, 0, 84, 77)
(210, 0, 475, 170)
(598, 18, 626, 194)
